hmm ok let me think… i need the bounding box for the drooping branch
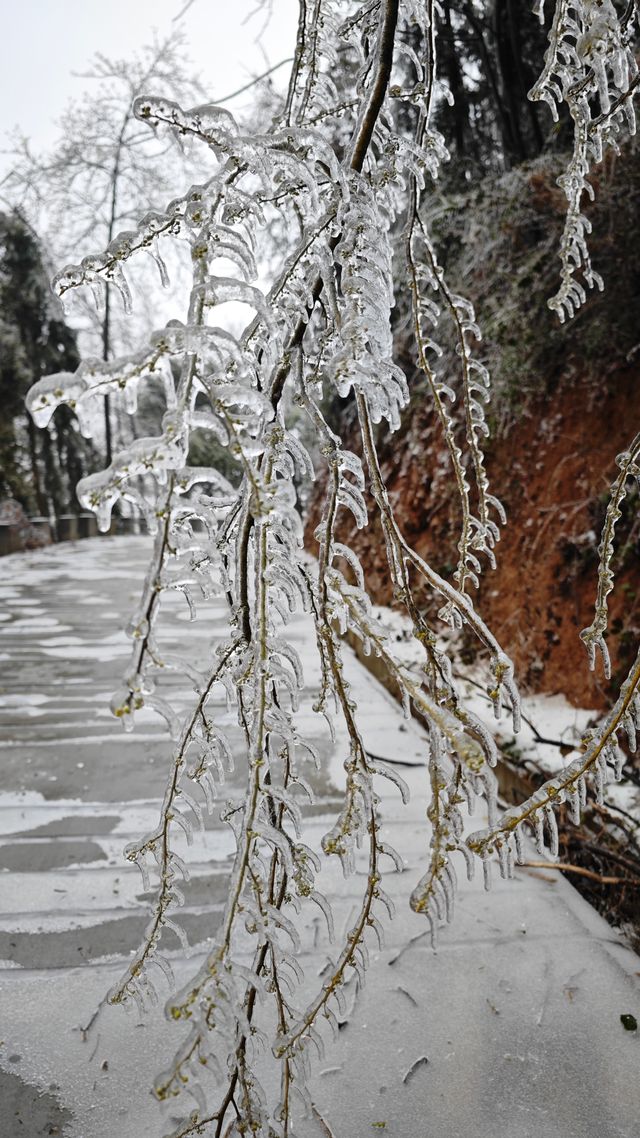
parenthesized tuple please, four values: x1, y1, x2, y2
(22, 5, 640, 1136)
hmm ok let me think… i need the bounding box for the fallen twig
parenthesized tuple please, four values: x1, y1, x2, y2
(366, 750, 425, 768)
(311, 1104, 337, 1137)
(79, 994, 109, 1042)
(592, 799, 640, 834)
(402, 1055, 429, 1084)
(521, 861, 640, 886)
(395, 984, 418, 1007)
(577, 840, 640, 877)
(388, 929, 428, 966)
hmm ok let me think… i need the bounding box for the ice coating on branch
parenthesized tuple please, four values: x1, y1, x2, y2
(196, 276, 275, 329)
(530, 0, 639, 319)
(329, 178, 409, 430)
(207, 224, 257, 280)
(580, 432, 640, 677)
(27, 347, 177, 437)
(208, 383, 275, 422)
(20, 6, 602, 1132)
(406, 222, 505, 598)
(468, 643, 640, 868)
(26, 372, 91, 429)
(134, 96, 239, 151)
(54, 256, 133, 313)
(77, 427, 187, 530)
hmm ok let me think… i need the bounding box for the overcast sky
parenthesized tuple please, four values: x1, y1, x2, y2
(0, 0, 297, 174)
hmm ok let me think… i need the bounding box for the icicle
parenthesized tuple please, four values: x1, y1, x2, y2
(441, 863, 455, 920)
(197, 768, 217, 813)
(142, 974, 159, 1008)
(164, 917, 190, 953)
(544, 807, 559, 860)
(578, 776, 587, 809)
(533, 811, 545, 854)
(378, 841, 404, 872)
(130, 982, 147, 1020)
(176, 786, 204, 830)
(506, 839, 515, 879)
(567, 787, 581, 825)
(144, 695, 181, 739)
(496, 841, 509, 880)
(368, 760, 410, 804)
(123, 377, 140, 415)
(147, 242, 170, 288)
(594, 754, 606, 804)
(170, 850, 191, 882)
(136, 853, 151, 893)
(171, 809, 194, 846)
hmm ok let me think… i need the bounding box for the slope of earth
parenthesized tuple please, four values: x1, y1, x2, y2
(342, 366, 640, 708)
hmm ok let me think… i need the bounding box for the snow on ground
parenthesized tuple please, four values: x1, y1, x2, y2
(0, 537, 638, 1137)
(369, 602, 640, 835)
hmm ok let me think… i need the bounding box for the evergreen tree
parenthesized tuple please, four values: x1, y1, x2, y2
(0, 211, 90, 515)
(433, 1, 553, 180)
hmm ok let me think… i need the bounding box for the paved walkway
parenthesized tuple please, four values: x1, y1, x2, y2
(0, 537, 639, 1137)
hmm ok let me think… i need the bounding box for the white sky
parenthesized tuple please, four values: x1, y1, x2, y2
(0, 0, 298, 175)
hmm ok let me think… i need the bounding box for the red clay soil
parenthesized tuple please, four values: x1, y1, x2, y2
(306, 369, 640, 710)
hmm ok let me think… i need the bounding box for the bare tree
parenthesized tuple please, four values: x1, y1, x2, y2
(6, 34, 205, 462)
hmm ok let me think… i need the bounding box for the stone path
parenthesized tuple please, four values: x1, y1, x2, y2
(0, 537, 639, 1137)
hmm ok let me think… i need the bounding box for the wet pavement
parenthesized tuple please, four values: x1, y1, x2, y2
(0, 537, 639, 1138)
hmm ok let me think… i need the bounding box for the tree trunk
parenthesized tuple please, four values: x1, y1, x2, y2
(441, 3, 468, 159)
(102, 284, 113, 466)
(26, 416, 47, 517)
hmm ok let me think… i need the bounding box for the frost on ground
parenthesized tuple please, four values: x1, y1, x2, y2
(368, 601, 640, 833)
(0, 538, 639, 1138)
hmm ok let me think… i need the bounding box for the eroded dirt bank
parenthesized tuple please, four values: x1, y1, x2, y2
(306, 366, 640, 710)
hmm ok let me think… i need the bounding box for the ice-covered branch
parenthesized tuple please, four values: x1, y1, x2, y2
(530, 0, 639, 319)
(23, 3, 640, 1133)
